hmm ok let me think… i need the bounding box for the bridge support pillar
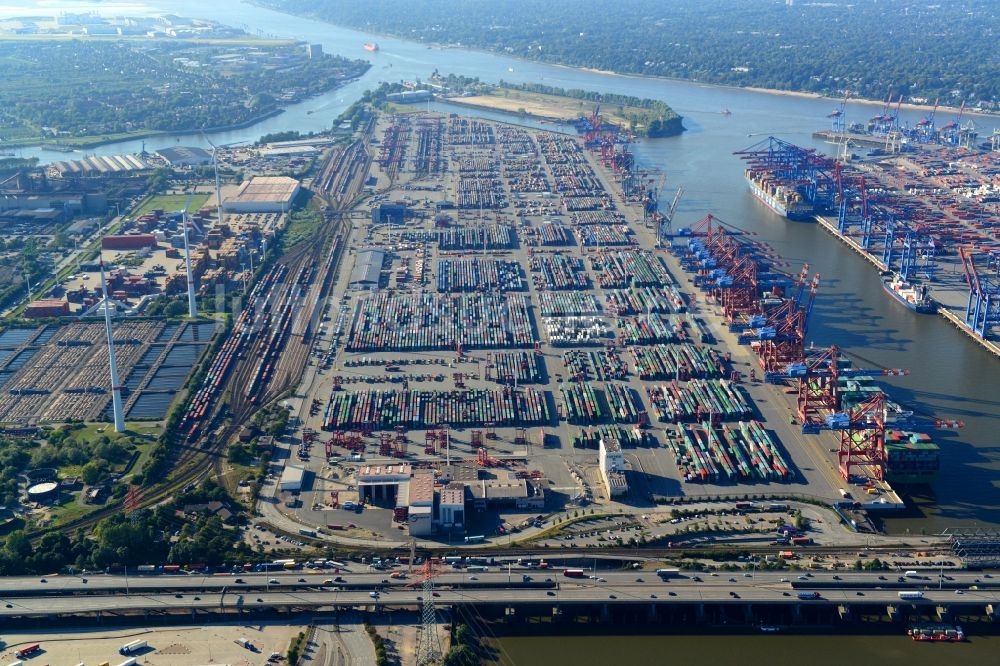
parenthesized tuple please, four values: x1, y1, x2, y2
(600, 604, 610, 621)
(648, 603, 657, 622)
(936, 606, 951, 622)
(838, 605, 852, 622)
(743, 604, 754, 624)
(696, 604, 706, 623)
(791, 604, 801, 623)
(886, 605, 899, 623)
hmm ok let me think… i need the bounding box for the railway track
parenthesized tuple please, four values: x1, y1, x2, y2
(38, 128, 369, 541)
(41, 215, 348, 541)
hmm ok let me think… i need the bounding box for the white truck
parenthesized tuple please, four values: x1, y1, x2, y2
(119, 640, 147, 655)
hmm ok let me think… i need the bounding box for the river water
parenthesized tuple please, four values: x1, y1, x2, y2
(10, 0, 997, 530)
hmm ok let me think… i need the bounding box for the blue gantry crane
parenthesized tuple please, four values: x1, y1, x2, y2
(960, 246, 1000, 339)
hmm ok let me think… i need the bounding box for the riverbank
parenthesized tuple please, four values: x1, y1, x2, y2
(6, 109, 285, 152)
(441, 88, 683, 137)
(254, 2, 996, 122)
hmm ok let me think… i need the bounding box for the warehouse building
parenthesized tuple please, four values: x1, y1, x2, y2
(406, 471, 435, 537)
(357, 463, 412, 503)
(279, 465, 308, 492)
(371, 202, 409, 225)
(348, 249, 385, 290)
(223, 176, 300, 213)
(51, 154, 153, 177)
(386, 90, 433, 104)
(599, 438, 628, 498)
(156, 146, 213, 167)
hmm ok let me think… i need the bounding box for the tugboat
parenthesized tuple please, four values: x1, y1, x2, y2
(908, 624, 965, 642)
(880, 271, 936, 313)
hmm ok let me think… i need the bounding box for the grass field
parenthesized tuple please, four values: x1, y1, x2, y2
(134, 193, 211, 218)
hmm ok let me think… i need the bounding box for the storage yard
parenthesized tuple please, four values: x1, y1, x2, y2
(0, 320, 216, 422)
(252, 111, 977, 548)
(0, 621, 303, 666)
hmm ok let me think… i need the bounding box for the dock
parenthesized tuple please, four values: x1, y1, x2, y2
(815, 214, 1000, 358)
(814, 214, 888, 271)
(937, 306, 1000, 358)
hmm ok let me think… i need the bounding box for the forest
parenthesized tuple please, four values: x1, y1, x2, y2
(265, 0, 999, 107)
(0, 40, 369, 146)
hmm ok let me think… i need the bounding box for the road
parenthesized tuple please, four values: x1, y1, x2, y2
(1, 569, 996, 618)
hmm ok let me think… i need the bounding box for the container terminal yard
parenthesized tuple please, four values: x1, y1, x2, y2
(1, 110, 997, 658)
(223, 108, 987, 564)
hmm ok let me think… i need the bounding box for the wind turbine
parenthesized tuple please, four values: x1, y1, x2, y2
(202, 132, 225, 222)
(99, 256, 125, 433)
(181, 193, 198, 318)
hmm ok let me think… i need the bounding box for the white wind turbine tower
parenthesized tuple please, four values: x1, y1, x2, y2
(181, 193, 198, 318)
(202, 132, 225, 222)
(99, 257, 125, 433)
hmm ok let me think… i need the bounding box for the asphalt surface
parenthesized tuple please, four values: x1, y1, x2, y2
(1, 570, 996, 617)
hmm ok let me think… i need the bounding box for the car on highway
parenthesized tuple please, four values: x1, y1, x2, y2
(269, 579, 280, 584)
(235, 578, 245, 584)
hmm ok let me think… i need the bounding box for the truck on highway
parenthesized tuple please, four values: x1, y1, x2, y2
(797, 592, 821, 600)
(236, 637, 256, 651)
(563, 569, 585, 578)
(119, 639, 147, 655)
(656, 568, 680, 578)
(898, 591, 925, 600)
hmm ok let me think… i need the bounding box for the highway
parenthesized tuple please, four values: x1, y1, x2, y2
(2, 570, 998, 617)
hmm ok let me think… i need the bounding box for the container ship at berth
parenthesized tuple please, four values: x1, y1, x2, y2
(885, 430, 940, 485)
(838, 374, 940, 485)
(364, 42, 379, 53)
(880, 271, 936, 313)
(744, 168, 815, 221)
